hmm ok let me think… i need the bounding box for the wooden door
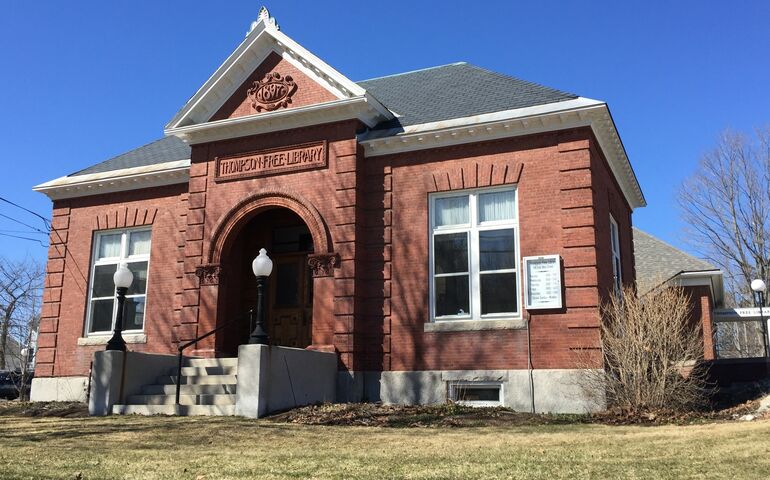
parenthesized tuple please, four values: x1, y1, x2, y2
(268, 254, 312, 348)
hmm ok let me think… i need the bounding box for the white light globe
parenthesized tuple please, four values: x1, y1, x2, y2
(751, 279, 767, 293)
(113, 263, 134, 289)
(252, 248, 273, 277)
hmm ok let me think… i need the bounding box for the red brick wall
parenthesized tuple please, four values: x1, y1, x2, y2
(39, 125, 637, 377)
(361, 127, 633, 372)
(37, 185, 188, 377)
(683, 285, 716, 360)
(210, 52, 337, 121)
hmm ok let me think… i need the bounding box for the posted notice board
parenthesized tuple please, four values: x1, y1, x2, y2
(524, 255, 562, 310)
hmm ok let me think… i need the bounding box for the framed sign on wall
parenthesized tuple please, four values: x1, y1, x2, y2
(523, 255, 563, 310)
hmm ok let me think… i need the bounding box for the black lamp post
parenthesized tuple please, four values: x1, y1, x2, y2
(751, 279, 769, 358)
(249, 248, 273, 345)
(106, 263, 133, 351)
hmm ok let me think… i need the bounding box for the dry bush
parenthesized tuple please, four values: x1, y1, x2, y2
(582, 285, 710, 414)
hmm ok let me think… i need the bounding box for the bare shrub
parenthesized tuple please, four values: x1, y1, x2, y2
(582, 285, 710, 414)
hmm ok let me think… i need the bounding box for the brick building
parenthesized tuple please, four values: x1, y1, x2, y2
(31, 9, 649, 413)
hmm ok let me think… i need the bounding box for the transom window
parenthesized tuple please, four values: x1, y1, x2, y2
(86, 228, 151, 334)
(429, 187, 520, 321)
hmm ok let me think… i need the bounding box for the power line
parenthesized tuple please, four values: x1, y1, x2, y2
(0, 229, 48, 236)
(0, 196, 50, 228)
(0, 232, 48, 247)
(0, 213, 49, 235)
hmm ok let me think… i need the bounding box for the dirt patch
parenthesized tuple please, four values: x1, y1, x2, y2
(265, 400, 768, 428)
(0, 400, 88, 418)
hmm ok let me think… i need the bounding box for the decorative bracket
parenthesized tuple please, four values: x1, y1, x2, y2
(195, 264, 223, 286)
(307, 253, 340, 278)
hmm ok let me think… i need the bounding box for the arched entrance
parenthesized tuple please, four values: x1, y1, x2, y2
(217, 208, 315, 355)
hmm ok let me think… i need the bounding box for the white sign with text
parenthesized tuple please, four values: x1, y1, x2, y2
(524, 255, 562, 310)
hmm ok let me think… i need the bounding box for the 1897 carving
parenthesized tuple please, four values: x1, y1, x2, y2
(248, 72, 297, 112)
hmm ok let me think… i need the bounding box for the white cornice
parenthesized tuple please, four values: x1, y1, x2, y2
(33, 160, 190, 201)
(166, 97, 384, 145)
(358, 98, 646, 210)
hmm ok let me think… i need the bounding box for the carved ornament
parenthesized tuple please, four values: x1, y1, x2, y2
(195, 264, 223, 286)
(248, 72, 297, 112)
(307, 253, 340, 278)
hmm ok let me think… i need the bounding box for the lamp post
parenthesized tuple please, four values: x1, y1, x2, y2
(106, 263, 134, 351)
(249, 248, 273, 345)
(750, 279, 769, 358)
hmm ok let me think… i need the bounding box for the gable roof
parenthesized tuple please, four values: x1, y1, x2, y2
(633, 227, 718, 289)
(56, 63, 580, 179)
(360, 62, 578, 131)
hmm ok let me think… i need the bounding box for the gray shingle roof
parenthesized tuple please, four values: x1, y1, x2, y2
(68, 63, 577, 177)
(633, 227, 717, 292)
(359, 62, 577, 131)
(70, 136, 191, 176)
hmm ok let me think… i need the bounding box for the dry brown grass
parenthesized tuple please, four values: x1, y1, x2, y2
(1, 415, 770, 479)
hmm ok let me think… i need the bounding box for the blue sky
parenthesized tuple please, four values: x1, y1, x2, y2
(1, 1, 769, 265)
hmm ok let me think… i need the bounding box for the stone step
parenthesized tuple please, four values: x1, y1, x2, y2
(155, 375, 238, 385)
(141, 383, 237, 395)
(175, 366, 237, 376)
(183, 357, 238, 368)
(126, 394, 236, 406)
(112, 404, 235, 416)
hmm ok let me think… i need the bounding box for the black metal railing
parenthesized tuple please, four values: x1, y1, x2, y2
(175, 312, 251, 405)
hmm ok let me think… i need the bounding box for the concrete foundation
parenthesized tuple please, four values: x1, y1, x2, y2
(30, 376, 89, 402)
(379, 369, 604, 414)
(235, 344, 336, 418)
(88, 351, 178, 415)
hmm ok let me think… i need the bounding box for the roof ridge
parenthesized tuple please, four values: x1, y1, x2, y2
(356, 62, 467, 84)
(633, 227, 716, 270)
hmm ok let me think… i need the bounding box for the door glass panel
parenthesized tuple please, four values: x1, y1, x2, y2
(275, 262, 300, 307)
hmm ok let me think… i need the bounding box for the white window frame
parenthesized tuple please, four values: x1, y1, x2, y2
(610, 215, 622, 293)
(448, 381, 503, 407)
(429, 186, 521, 322)
(85, 227, 152, 336)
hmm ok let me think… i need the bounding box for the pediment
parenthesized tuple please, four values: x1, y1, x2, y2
(165, 7, 392, 142)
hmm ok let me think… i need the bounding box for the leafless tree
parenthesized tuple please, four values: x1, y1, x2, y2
(679, 128, 770, 307)
(0, 256, 44, 379)
(580, 285, 709, 414)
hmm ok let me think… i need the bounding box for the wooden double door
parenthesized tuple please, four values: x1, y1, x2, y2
(268, 253, 313, 348)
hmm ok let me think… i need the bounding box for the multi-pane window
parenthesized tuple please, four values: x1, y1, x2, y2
(430, 187, 520, 321)
(609, 215, 622, 293)
(86, 228, 151, 334)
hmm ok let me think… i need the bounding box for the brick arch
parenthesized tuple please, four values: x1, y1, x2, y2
(207, 188, 331, 264)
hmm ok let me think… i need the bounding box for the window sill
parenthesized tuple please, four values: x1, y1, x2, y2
(424, 318, 526, 332)
(77, 334, 147, 346)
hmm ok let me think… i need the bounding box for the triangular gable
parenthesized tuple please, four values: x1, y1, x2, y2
(165, 7, 392, 142)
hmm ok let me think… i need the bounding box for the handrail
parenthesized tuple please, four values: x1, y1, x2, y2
(175, 311, 251, 405)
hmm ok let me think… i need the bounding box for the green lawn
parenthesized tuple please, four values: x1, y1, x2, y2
(0, 415, 769, 479)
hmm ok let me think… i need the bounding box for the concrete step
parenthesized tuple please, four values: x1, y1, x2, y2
(155, 375, 238, 385)
(112, 404, 235, 416)
(183, 357, 238, 368)
(126, 394, 236, 406)
(141, 383, 237, 395)
(175, 366, 237, 376)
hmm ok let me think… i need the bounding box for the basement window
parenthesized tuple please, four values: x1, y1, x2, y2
(449, 382, 503, 407)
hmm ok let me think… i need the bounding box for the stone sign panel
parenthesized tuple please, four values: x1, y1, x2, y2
(215, 141, 327, 181)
